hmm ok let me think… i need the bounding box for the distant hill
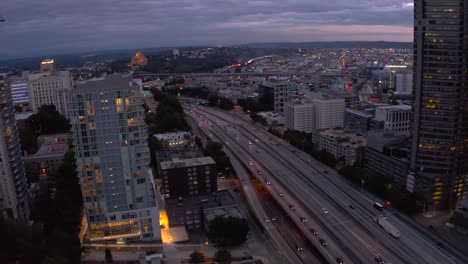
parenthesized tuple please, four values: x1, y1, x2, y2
(239, 41, 412, 49)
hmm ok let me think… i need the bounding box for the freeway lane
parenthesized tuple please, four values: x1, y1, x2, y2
(189, 108, 359, 263)
(186, 113, 316, 264)
(190, 105, 467, 264)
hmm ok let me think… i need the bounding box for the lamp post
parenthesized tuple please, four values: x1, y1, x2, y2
(361, 178, 365, 193)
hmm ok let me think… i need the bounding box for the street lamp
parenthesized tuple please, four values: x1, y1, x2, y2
(361, 178, 365, 193)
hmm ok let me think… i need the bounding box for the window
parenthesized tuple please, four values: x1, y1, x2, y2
(137, 178, 146, 184)
(136, 196, 144, 203)
(109, 215, 116, 221)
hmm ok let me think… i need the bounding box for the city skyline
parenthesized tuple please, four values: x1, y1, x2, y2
(2, 0, 414, 58)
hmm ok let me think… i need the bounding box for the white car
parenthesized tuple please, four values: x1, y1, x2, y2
(248, 141, 252, 145)
(249, 161, 253, 166)
(322, 208, 329, 214)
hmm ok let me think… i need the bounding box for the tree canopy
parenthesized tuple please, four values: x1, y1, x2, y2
(189, 250, 205, 263)
(19, 105, 70, 152)
(208, 216, 249, 247)
(204, 140, 231, 174)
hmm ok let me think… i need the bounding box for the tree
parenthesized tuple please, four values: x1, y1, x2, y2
(208, 216, 249, 247)
(19, 105, 71, 151)
(189, 250, 205, 263)
(105, 248, 113, 263)
(214, 248, 232, 262)
(205, 141, 231, 173)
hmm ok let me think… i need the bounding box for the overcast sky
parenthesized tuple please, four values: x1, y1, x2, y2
(1, 0, 414, 58)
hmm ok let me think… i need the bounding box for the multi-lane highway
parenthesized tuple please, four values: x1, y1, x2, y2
(187, 110, 320, 264)
(185, 103, 467, 264)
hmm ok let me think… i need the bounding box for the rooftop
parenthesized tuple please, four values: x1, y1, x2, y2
(160, 156, 215, 170)
(154, 131, 192, 141)
(345, 108, 373, 118)
(203, 205, 246, 222)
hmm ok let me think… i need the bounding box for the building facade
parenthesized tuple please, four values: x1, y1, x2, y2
(284, 101, 314, 132)
(364, 130, 410, 187)
(9, 76, 29, 106)
(0, 78, 30, 220)
(374, 105, 412, 136)
(312, 129, 367, 166)
(313, 98, 345, 130)
(344, 109, 373, 135)
(395, 72, 413, 95)
(28, 59, 73, 117)
(410, 0, 468, 209)
(159, 156, 217, 198)
(70, 74, 160, 242)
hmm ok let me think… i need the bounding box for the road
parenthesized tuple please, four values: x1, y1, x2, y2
(186, 114, 317, 264)
(185, 104, 467, 264)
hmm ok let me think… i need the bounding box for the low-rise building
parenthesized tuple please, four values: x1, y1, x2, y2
(154, 132, 193, 150)
(312, 129, 366, 166)
(203, 205, 245, 232)
(23, 133, 72, 177)
(363, 130, 409, 187)
(159, 156, 217, 198)
(165, 191, 236, 230)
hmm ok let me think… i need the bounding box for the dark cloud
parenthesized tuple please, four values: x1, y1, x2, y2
(1, 0, 413, 58)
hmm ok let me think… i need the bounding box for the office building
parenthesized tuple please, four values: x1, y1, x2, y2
(0, 77, 30, 220)
(410, 0, 468, 209)
(70, 74, 160, 242)
(364, 130, 409, 187)
(158, 156, 216, 198)
(395, 72, 413, 95)
(374, 105, 412, 136)
(284, 101, 314, 132)
(344, 109, 374, 135)
(312, 129, 366, 166)
(28, 59, 73, 117)
(313, 97, 345, 130)
(258, 79, 295, 113)
(9, 76, 29, 106)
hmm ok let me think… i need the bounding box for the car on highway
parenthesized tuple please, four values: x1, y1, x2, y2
(374, 257, 385, 264)
(257, 170, 262, 175)
(265, 179, 271, 185)
(249, 161, 253, 166)
(254, 138, 258, 142)
(323, 170, 329, 174)
(319, 238, 327, 246)
(322, 208, 329, 214)
(349, 205, 355, 209)
(278, 192, 284, 197)
(271, 217, 277, 222)
(264, 217, 270, 223)
(311, 228, 318, 235)
(242, 180, 246, 185)
(336, 257, 344, 264)
(295, 245, 303, 251)
(248, 141, 252, 145)
(300, 217, 307, 223)
(289, 205, 295, 210)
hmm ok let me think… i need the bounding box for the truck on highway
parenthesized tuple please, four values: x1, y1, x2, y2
(374, 215, 400, 239)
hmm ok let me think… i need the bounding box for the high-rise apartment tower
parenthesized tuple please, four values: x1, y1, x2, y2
(70, 74, 160, 242)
